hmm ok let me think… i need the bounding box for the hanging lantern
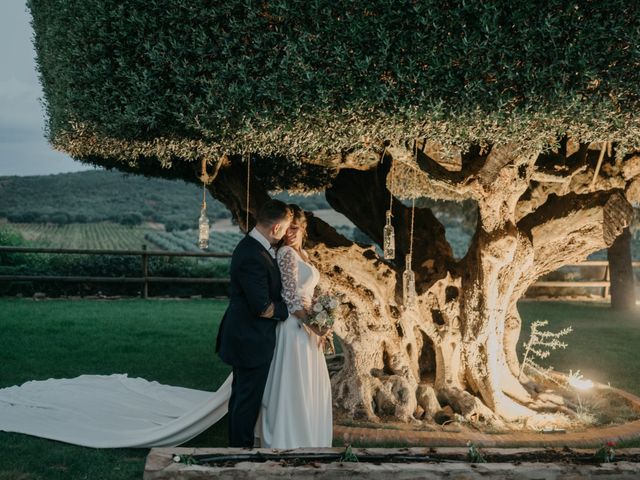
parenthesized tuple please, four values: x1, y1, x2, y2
(383, 210, 395, 259)
(403, 253, 417, 308)
(198, 184, 209, 250)
(403, 193, 417, 309)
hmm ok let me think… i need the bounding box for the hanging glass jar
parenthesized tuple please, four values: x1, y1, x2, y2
(198, 187, 209, 250)
(198, 207, 209, 249)
(383, 210, 395, 260)
(403, 253, 416, 308)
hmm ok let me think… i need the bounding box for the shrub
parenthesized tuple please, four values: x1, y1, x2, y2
(0, 226, 28, 266)
(119, 212, 143, 226)
(49, 212, 70, 225)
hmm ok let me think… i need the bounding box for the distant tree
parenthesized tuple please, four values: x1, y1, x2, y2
(119, 212, 143, 226)
(164, 221, 178, 233)
(8, 212, 39, 223)
(0, 226, 28, 265)
(49, 212, 70, 225)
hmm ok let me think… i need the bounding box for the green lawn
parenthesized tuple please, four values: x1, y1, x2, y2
(0, 299, 231, 480)
(517, 301, 640, 396)
(0, 299, 639, 478)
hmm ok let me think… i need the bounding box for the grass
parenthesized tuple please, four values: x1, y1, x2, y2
(1, 299, 640, 478)
(0, 299, 231, 480)
(517, 301, 640, 396)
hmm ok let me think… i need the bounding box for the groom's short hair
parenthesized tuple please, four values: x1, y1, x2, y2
(256, 200, 292, 226)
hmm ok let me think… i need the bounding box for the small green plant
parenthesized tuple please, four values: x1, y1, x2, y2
(340, 444, 359, 462)
(173, 454, 198, 465)
(594, 441, 616, 463)
(466, 442, 486, 463)
(519, 320, 573, 382)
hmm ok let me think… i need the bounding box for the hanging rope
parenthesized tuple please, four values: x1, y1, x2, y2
(409, 197, 415, 259)
(590, 141, 608, 189)
(380, 146, 393, 212)
(200, 158, 207, 209)
(408, 141, 418, 259)
(198, 158, 210, 250)
(245, 152, 251, 233)
(200, 157, 208, 184)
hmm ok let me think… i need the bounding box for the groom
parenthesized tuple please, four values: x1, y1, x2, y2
(216, 200, 293, 447)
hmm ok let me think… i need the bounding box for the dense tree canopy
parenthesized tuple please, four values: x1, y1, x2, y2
(30, 0, 640, 179)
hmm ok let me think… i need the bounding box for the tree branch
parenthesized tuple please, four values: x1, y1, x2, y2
(206, 155, 270, 232)
(325, 157, 454, 283)
(518, 190, 633, 279)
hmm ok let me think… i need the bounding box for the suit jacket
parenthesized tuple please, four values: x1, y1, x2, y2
(215, 235, 289, 368)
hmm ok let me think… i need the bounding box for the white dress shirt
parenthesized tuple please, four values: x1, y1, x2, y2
(249, 227, 276, 258)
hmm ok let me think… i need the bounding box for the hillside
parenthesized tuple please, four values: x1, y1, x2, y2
(2, 169, 637, 260)
(0, 169, 329, 230)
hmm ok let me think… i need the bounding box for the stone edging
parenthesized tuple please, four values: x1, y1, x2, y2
(144, 447, 640, 479)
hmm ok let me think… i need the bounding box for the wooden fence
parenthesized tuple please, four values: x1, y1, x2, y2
(0, 246, 232, 299)
(531, 260, 640, 299)
(0, 246, 638, 300)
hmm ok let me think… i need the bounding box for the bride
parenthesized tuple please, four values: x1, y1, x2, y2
(0, 204, 333, 449)
(258, 204, 333, 448)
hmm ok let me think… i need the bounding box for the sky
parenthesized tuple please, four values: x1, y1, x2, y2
(0, 1, 90, 177)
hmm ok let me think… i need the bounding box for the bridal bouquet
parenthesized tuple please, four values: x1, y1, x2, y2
(308, 293, 340, 354)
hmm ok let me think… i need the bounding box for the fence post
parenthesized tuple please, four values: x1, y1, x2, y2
(603, 264, 610, 299)
(142, 244, 149, 299)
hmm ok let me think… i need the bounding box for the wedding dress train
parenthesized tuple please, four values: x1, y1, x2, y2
(0, 248, 332, 449)
(0, 373, 232, 448)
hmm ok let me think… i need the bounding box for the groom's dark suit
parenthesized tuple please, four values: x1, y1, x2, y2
(216, 232, 289, 447)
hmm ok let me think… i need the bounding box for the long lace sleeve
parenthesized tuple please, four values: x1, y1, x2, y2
(277, 247, 304, 313)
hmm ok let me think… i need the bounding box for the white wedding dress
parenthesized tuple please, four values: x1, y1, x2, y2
(257, 245, 333, 448)
(0, 246, 332, 449)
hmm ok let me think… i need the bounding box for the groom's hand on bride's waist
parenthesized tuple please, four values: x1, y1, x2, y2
(259, 302, 275, 318)
(293, 309, 309, 322)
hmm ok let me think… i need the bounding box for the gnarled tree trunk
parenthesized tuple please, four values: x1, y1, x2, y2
(206, 141, 635, 427)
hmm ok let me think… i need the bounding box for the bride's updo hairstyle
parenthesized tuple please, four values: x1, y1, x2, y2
(277, 204, 308, 249)
(290, 204, 308, 244)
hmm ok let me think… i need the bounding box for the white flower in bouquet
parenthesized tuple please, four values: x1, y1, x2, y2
(308, 292, 341, 331)
(307, 292, 341, 355)
(316, 310, 329, 325)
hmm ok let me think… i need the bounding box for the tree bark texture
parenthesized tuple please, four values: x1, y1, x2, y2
(206, 141, 637, 426)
